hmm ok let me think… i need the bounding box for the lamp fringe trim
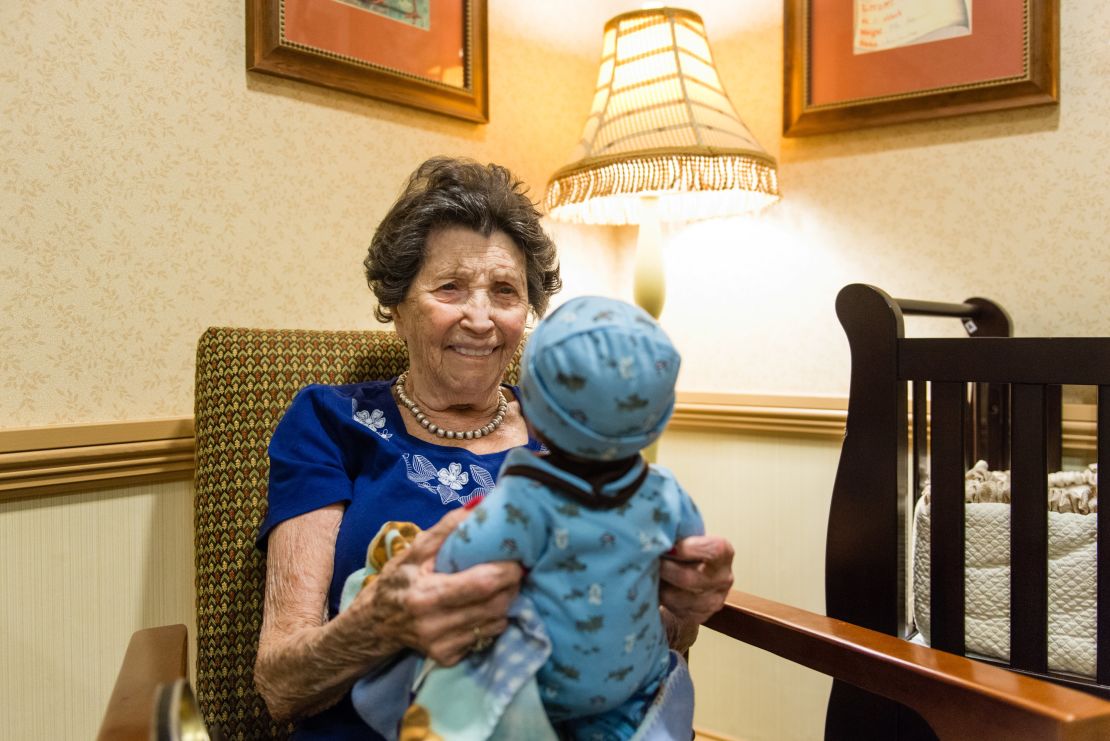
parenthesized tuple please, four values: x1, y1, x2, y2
(545, 152, 780, 216)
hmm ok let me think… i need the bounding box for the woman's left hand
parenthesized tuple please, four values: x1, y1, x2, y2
(659, 534, 735, 652)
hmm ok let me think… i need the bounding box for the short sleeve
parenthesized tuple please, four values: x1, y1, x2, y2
(653, 466, 704, 541)
(675, 482, 705, 541)
(435, 476, 548, 573)
(257, 385, 358, 550)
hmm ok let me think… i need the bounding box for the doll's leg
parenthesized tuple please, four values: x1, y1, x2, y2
(554, 681, 658, 741)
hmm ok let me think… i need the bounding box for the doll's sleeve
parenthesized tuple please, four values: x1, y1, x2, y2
(674, 481, 706, 541)
(435, 475, 548, 574)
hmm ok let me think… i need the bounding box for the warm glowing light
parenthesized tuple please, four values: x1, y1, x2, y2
(545, 7, 780, 225)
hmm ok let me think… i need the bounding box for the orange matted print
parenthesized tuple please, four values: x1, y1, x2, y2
(283, 0, 465, 86)
(809, 0, 1025, 106)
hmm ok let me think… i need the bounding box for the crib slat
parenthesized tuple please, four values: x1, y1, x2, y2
(972, 382, 1010, 470)
(1045, 385, 1062, 473)
(966, 384, 977, 471)
(994, 383, 1011, 470)
(971, 382, 988, 468)
(1011, 383, 1049, 673)
(1098, 386, 1109, 685)
(913, 380, 927, 500)
(931, 381, 966, 655)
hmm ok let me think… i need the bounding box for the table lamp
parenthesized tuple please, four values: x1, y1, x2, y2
(544, 6, 780, 319)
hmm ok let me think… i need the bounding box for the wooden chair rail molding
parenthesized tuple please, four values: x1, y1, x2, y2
(0, 395, 1096, 501)
(0, 417, 195, 500)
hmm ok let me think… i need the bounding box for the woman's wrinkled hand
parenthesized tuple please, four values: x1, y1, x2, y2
(659, 534, 735, 652)
(350, 508, 522, 667)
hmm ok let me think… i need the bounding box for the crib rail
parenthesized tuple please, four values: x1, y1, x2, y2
(901, 338, 1110, 384)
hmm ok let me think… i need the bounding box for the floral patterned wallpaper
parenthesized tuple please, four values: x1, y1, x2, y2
(0, 1, 595, 427)
(1, 1, 1108, 427)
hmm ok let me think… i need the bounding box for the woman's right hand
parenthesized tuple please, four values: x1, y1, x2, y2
(348, 507, 523, 667)
(255, 506, 521, 722)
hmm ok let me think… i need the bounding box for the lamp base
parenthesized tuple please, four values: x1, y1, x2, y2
(634, 196, 664, 464)
(633, 196, 665, 320)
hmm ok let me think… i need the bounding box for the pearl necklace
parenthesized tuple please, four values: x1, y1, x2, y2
(394, 371, 508, 440)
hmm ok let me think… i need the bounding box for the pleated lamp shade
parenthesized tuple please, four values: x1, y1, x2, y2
(545, 7, 780, 225)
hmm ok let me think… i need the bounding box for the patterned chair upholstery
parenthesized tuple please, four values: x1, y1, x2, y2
(193, 326, 520, 738)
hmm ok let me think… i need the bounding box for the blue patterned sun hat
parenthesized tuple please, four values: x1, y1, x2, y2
(518, 296, 681, 461)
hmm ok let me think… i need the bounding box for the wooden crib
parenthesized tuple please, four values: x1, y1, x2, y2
(825, 283, 1108, 738)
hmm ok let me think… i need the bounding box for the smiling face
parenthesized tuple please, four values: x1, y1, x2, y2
(392, 225, 529, 409)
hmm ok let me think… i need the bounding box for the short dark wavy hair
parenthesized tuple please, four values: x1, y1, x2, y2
(364, 157, 562, 323)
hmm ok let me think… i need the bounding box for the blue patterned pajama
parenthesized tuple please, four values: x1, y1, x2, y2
(436, 446, 704, 739)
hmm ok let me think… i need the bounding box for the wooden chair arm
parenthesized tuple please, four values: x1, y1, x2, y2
(704, 590, 1110, 741)
(97, 624, 189, 741)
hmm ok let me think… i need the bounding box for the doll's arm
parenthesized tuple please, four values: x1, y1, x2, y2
(435, 477, 547, 573)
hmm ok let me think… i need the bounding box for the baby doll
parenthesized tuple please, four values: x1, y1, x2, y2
(436, 295, 704, 740)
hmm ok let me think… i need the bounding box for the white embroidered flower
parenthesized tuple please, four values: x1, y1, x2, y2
(352, 401, 392, 440)
(554, 528, 569, 550)
(355, 408, 386, 430)
(437, 462, 469, 490)
(588, 583, 603, 605)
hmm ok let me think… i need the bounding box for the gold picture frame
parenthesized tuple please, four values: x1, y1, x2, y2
(784, 0, 1058, 136)
(247, 0, 488, 123)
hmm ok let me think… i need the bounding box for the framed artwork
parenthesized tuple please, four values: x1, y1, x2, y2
(247, 0, 488, 123)
(783, 0, 1058, 136)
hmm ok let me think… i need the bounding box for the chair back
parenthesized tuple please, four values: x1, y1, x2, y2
(193, 327, 411, 738)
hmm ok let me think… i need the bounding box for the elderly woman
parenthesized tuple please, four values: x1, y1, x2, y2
(254, 157, 734, 739)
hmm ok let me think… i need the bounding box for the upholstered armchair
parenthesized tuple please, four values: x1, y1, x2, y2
(98, 327, 1110, 740)
(100, 327, 419, 739)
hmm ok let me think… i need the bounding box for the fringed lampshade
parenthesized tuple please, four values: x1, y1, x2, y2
(545, 6, 780, 226)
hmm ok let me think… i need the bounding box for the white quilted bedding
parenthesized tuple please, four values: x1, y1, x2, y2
(912, 462, 1098, 677)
